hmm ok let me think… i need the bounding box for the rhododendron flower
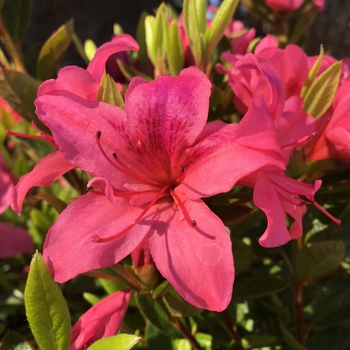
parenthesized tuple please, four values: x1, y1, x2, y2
(0, 222, 33, 258)
(10, 34, 139, 213)
(0, 153, 13, 213)
(33, 64, 287, 311)
(70, 290, 132, 350)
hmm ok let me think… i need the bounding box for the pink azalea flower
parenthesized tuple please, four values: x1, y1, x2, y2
(0, 96, 22, 121)
(0, 222, 33, 258)
(70, 290, 132, 350)
(34, 67, 284, 311)
(265, 0, 303, 11)
(10, 34, 139, 214)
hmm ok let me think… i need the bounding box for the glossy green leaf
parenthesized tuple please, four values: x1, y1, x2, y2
(296, 241, 345, 282)
(168, 19, 184, 76)
(0, 330, 34, 350)
(301, 45, 324, 99)
(163, 291, 203, 318)
(1, 0, 31, 44)
(183, 0, 203, 67)
(0, 69, 40, 124)
(36, 19, 74, 81)
(233, 276, 289, 299)
(303, 61, 342, 119)
(195, 0, 207, 35)
(144, 15, 157, 66)
(204, 0, 239, 67)
(137, 294, 181, 338)
(83, 292, 100, 306)
(87, 334, 140, 350)
(97, 72, 125, 109)
(24, 251, 71, 350)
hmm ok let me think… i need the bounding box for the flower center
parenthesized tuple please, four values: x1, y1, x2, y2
(91, 131, 196, 243)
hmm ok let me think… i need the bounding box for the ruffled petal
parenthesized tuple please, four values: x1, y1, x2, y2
(10, 151, 75, 213)
(87, 34, 139, 83)
(43, 192, 156, 283)
(148, 198, 234, 311)
(38, 66, 100, 100)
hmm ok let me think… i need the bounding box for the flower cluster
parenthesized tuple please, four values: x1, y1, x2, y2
(1, 0, 348, 349)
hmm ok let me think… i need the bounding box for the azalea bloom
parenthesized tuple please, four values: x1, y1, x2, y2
(70, 290, 132, 350)
(10, 34, 139, 213)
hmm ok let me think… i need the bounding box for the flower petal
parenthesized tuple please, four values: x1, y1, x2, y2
(38, 66, 100, 100)
(0, 154, 13, 213)
(0, 222, 33, 258)
(43, 192, 156, 283)
(148, 198, 234, 311)
(10, 151, 75, 213)
(87, 34, 139, 83)
(70, 289, 132, 350)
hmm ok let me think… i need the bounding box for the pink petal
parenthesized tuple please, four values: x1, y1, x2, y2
(265, 0, 303, 11)
(253, 171, 292, 247)
(0, 154, 14, 213)
(254, 34, 279, 55)
(180, 97, 285, 199)
(38, 66, 100, 100)
(10, 151, 75, 213)
(148, 198, 234, 311)
(87, 34, 139, 83)
(0, 222, 33, 258)
(43, 192, 156, 283)
(70, 289, 132, 350)
(124, 67, 212, 177)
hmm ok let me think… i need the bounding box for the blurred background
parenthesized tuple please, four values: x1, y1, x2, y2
(22, 0, 350, 67)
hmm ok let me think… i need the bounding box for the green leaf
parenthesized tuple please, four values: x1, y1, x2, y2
(136, 294, 181, 338)
(231, 239, 253, 275)
(303, 61, 342, 119)
(24, 251, 71, 350)
(279, 322, 306, 350)
(0, 330, 34, 350)
(183, 0, 203, 67)
(163, 291, 203, 317)
(233, 276, 289, 299)
(87, 334, 140, 350)
(34, 193, 68, 214)
(84, 39, 97, 62)
(36, 19, 74, 81)
(167, 19, 184, 76)
(0, 69, 40, 125)
(301, 45, 324, 99)
(97, 72, 125, 109)
(296, 241, 345, 282)
(204, 0, 239, 67)
(310, 286, 350, 330)
(243, 334, 277, 348)
(195, 0, 207, 35)
(144, 15, 157, 66)
(83, 292, 101, 306)
(1, 0, 31, 44)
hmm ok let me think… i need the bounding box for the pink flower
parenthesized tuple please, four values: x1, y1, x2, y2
(10, 34, 139, 214)
(0, 222, 33, 258)
(265, 0, 303, 11)
(33, 65, 285, 311)
(70, 290, 132, 350)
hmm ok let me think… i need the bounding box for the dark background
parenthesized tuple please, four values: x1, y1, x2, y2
(22, 0, 350, 67)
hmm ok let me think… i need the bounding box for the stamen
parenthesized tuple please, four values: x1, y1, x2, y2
(169, 188, 197, 228)
(95, 131, 160, 186)
(92, 185, 170, 243)
(281, 132, 318, 149)
(305, 198, 341, 225)
(6, 129, 56, 147)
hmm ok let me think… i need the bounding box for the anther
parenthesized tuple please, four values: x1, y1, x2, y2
(96, 130, 102, 139)
(181, 166, 185, 173)
(191, 220, 196, 227)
